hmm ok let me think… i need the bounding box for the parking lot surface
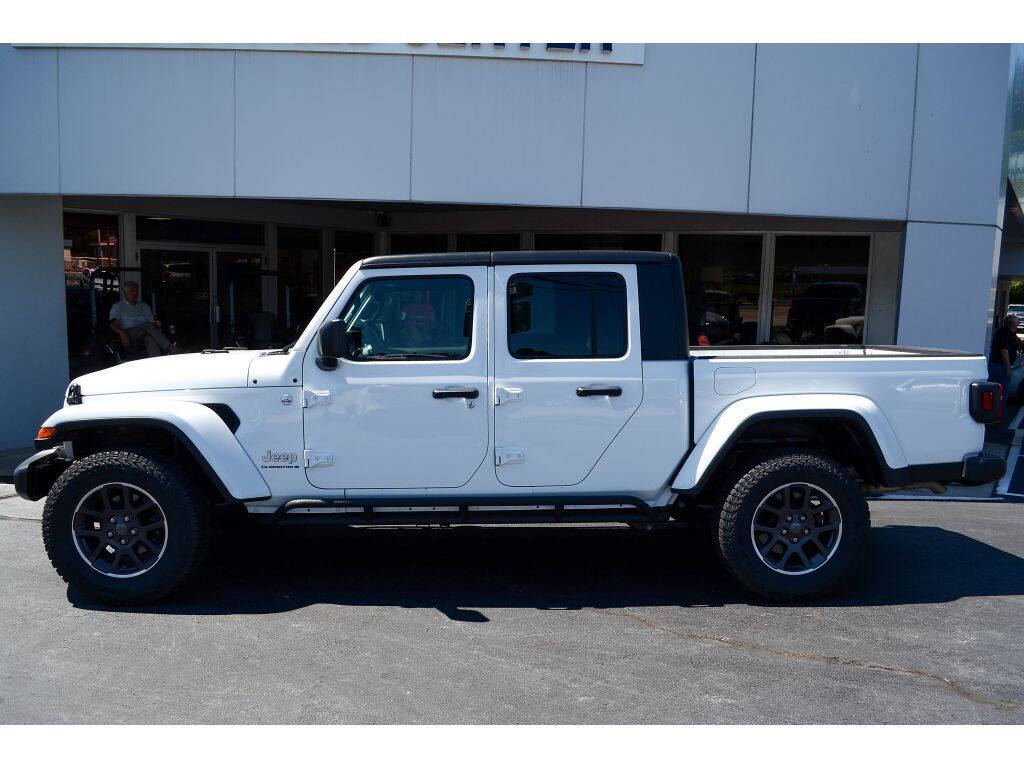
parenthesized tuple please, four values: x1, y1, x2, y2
(1, 489, 1023, 724)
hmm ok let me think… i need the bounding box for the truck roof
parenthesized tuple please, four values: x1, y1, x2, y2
(361, 250, 675, 270)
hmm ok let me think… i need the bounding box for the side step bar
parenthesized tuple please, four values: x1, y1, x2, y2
(265, 495, 666, 526)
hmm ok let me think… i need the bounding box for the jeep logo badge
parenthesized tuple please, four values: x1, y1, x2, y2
(261, 449, 299, 468)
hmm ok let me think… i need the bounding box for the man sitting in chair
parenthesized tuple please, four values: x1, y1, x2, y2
(109, 280, 175, 357)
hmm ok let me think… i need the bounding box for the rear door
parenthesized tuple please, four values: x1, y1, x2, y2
(493, 264, 643, 487)
(302, 267, 489, 490)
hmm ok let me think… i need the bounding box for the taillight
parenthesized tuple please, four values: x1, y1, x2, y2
(969, 381, 1003, 424)
(983, 390, 995, 411)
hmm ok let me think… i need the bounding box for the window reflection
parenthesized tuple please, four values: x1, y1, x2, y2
(678, 235, 762, 346)
(534, 233, 662, 251)
(769, 236, 869, 345)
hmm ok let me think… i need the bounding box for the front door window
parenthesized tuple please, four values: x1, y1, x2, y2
(339, 275, 474, 361)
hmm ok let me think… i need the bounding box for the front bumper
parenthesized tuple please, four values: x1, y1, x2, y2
(13, 447, 71, 501)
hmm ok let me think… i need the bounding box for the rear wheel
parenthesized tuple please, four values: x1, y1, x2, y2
(714, 451, 868, 600)
(42, 448, 210, 605)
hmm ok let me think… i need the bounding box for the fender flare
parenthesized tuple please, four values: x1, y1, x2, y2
(671, 394, 909, 493)
(41, 400, 272, 502)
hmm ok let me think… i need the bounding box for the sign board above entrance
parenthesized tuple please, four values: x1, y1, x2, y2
(22, 43, 645, 66)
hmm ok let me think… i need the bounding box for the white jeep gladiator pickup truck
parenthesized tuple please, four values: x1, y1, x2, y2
(16, 250, 1006, 605)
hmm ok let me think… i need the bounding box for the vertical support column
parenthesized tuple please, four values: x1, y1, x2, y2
(263, 223, 278, 315)
(897, 222, 1002, 353)
(446, 232, 458, 252)
(120, 212, 138, 277)
(863, 232, 901, 345)
(375, 231, 390, 256)
(321, 227, 335, 294)
(661, 231, 678, 255)
(756, 233, 775, 344)
(520, 232, 535, 250)
(0, 195, 68, 450)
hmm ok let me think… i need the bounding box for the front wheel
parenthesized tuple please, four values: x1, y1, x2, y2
(42, 449, 210, 605)
(714, 451, 869, 600)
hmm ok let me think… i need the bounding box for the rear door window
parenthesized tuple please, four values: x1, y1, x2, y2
(507, 272, 627, 359)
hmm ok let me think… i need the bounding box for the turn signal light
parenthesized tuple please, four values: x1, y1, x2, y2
(37, 426, 56, 440)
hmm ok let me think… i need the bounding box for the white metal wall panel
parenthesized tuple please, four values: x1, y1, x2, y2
(897, 222, 1002, 353)
(410, 56, 586, 206)
(0, 47, 59, 193)
(908, 44, 1011, 227)
(0, 196, 68, 450)
(748, 44, 917, 219)
(58, 49, 234, 196)
(235, 52, 413, 200)
(582, 44, 755, 212)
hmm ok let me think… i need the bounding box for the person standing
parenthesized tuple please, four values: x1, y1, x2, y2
(988, 313, 1022, 403)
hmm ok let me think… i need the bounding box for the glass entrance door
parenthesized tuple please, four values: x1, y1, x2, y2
(139, 248, 212, 352)
(215, 251, 270, 348)
(139, 245, 270, 351)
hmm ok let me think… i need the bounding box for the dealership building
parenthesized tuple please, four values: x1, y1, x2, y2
(1, 42, 1023, 451)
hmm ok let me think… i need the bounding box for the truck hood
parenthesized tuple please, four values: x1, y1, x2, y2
(72, 350, 266, 396)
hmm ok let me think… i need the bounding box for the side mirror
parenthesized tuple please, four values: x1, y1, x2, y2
(317, 320, 346, 370)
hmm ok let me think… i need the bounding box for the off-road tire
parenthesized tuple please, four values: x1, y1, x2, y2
(42, 448, 210, 605)
(715, 451, 869, 600)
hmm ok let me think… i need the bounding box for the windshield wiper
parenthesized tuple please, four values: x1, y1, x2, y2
(264, 342, 295, 356)
(358, 353, 457, 361)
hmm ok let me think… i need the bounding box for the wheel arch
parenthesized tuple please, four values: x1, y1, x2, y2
(672, 395, 909, 496)
(37, 401, 271, 504)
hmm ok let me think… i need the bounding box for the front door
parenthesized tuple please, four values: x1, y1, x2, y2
(302, 266, 490, 490)
(493, 264, 644, 487)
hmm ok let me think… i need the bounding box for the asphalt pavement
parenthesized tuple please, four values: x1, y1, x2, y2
(1, 487, 1022, 724)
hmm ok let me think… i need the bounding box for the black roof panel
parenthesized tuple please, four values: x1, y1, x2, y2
(361, 250, 674, 270)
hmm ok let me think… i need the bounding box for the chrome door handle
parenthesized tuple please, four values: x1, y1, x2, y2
(576, 385, 622, 397)
(432, 387, 479, 399)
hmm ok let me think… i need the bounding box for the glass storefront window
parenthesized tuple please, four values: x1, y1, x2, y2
(136, 216, 264, 246)
(456, 233, 520, 251)
(534, 233, 662, 251)
(278, 227, 323, 341)
(389, 233, 449, 255)
(64, 212, 120, 377)
(217, 251, 268, 347)
(769, 235, 870, 345)
(677, 234, 763, 346)
(335, 231, 375, 279)
(139, 248, 211, 352)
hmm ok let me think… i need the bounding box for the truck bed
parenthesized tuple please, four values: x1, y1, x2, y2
(687, 345, 989, 474)
(689, 345, 981, 360)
